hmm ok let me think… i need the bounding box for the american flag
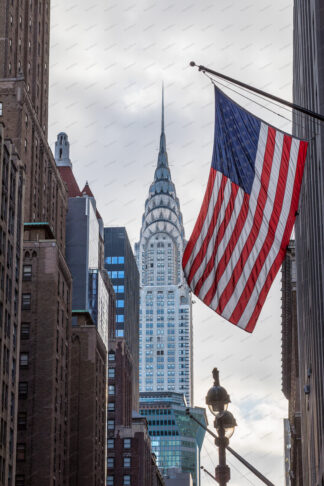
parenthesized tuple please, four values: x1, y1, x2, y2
(182, 86, 308, 332)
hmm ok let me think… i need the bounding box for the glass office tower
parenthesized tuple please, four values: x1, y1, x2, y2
(139, 392, 207, 486)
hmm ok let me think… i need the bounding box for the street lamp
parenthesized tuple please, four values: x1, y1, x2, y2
(206, 368, 237, 486)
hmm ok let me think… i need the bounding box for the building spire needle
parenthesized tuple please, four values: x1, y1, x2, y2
(161, 81, 165, 134)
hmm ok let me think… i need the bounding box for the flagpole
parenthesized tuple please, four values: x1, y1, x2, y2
(190, 61, 324, 123)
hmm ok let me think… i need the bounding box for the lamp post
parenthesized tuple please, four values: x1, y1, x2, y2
(206, 368, 237, 486)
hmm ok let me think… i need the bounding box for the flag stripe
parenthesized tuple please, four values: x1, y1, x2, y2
(229, 134, 293, 325)
(198, 122, 268, 304)
(189, 175, 235, 291)
(244, 139, 308, 332)
(187, 173, 226, 285)
(182, 169, 216, 271)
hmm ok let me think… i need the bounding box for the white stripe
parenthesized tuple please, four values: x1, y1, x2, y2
(184, 173, 221, 277)
(220, 129, 285, 320)
(197, 122, 268, 303)
(237, 138, 300, 328)
(190, 175, 232, 291)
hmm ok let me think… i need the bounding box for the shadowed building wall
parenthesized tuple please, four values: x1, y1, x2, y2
(293, 2, 324, 484)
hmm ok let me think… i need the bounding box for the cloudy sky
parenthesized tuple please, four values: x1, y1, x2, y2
(49, 1, 294, 484)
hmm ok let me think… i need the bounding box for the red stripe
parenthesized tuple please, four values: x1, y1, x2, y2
(244, 139, 308, 332)
(187, 176, 233, 286)
(201, 192, 250, 305)
(182, 169, 216, 271)
(229, 134, 292, 324)
(215, 126, 276, 314)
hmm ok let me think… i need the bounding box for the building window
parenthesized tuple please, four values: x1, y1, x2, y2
(107, 476, 114, 486)
(107, 439, 114, 449)
(124, 457, 131, 468)
(22, 265, 32, 281)
(108, 352, 115, 362)
(124, 439, 131, 449)
(108, 385, 115, 395)
(116, 300, 124, 308)
(123, 475, 131, 485)
(108, 402, 115, 412)
(18, 382, 28, 399)
(16, 443, 26, 461)
(17, 413, 27, 430)
(15, 476, 25, 486)
(116, 315, 124, 323)
(21, 323, 30, 340)
(107, 420, 115, 430)
(113, 285, 124, 294)
(19, 353, 29, 368)
(108, 368, 115, 378)
(116, 329, 124, 337)
(107, 457, 114, 468)
(22, 294, 31, 310)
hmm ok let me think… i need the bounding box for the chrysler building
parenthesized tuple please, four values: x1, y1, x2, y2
(135, 88, 193, 405)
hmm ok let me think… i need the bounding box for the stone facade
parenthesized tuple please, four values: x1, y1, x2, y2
(0, 124, 24, 486)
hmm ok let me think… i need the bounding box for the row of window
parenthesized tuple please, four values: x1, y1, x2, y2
(107, 456, 131, 468)
(107, 271, 124, 279)
(107, 438, 131, 449)
(105, 256, 124, 264)
(107, 475, 130, 486)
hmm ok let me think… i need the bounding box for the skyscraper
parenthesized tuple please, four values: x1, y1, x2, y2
(0, 123, 24, 486)
(104, 226, 140, 410)
(139, 392, 207, 486)
(0, 2, 72, 485)
(135, 89, 193, 405)
(293, 2, 324, 485)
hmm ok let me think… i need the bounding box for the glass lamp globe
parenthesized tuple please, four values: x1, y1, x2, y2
(215, 410, 237, 439)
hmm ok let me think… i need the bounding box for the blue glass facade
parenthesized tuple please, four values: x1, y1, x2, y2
(105, 262, 125, 338)
(139, 392, 207, 486)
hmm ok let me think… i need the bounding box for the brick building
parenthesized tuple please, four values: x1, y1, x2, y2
(69, 313, 107, 486)
(0, 1, 73, 485)
(107, 339, 165, 486)
(17, 228, 72, 485)
(0, 124, 24, 486)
